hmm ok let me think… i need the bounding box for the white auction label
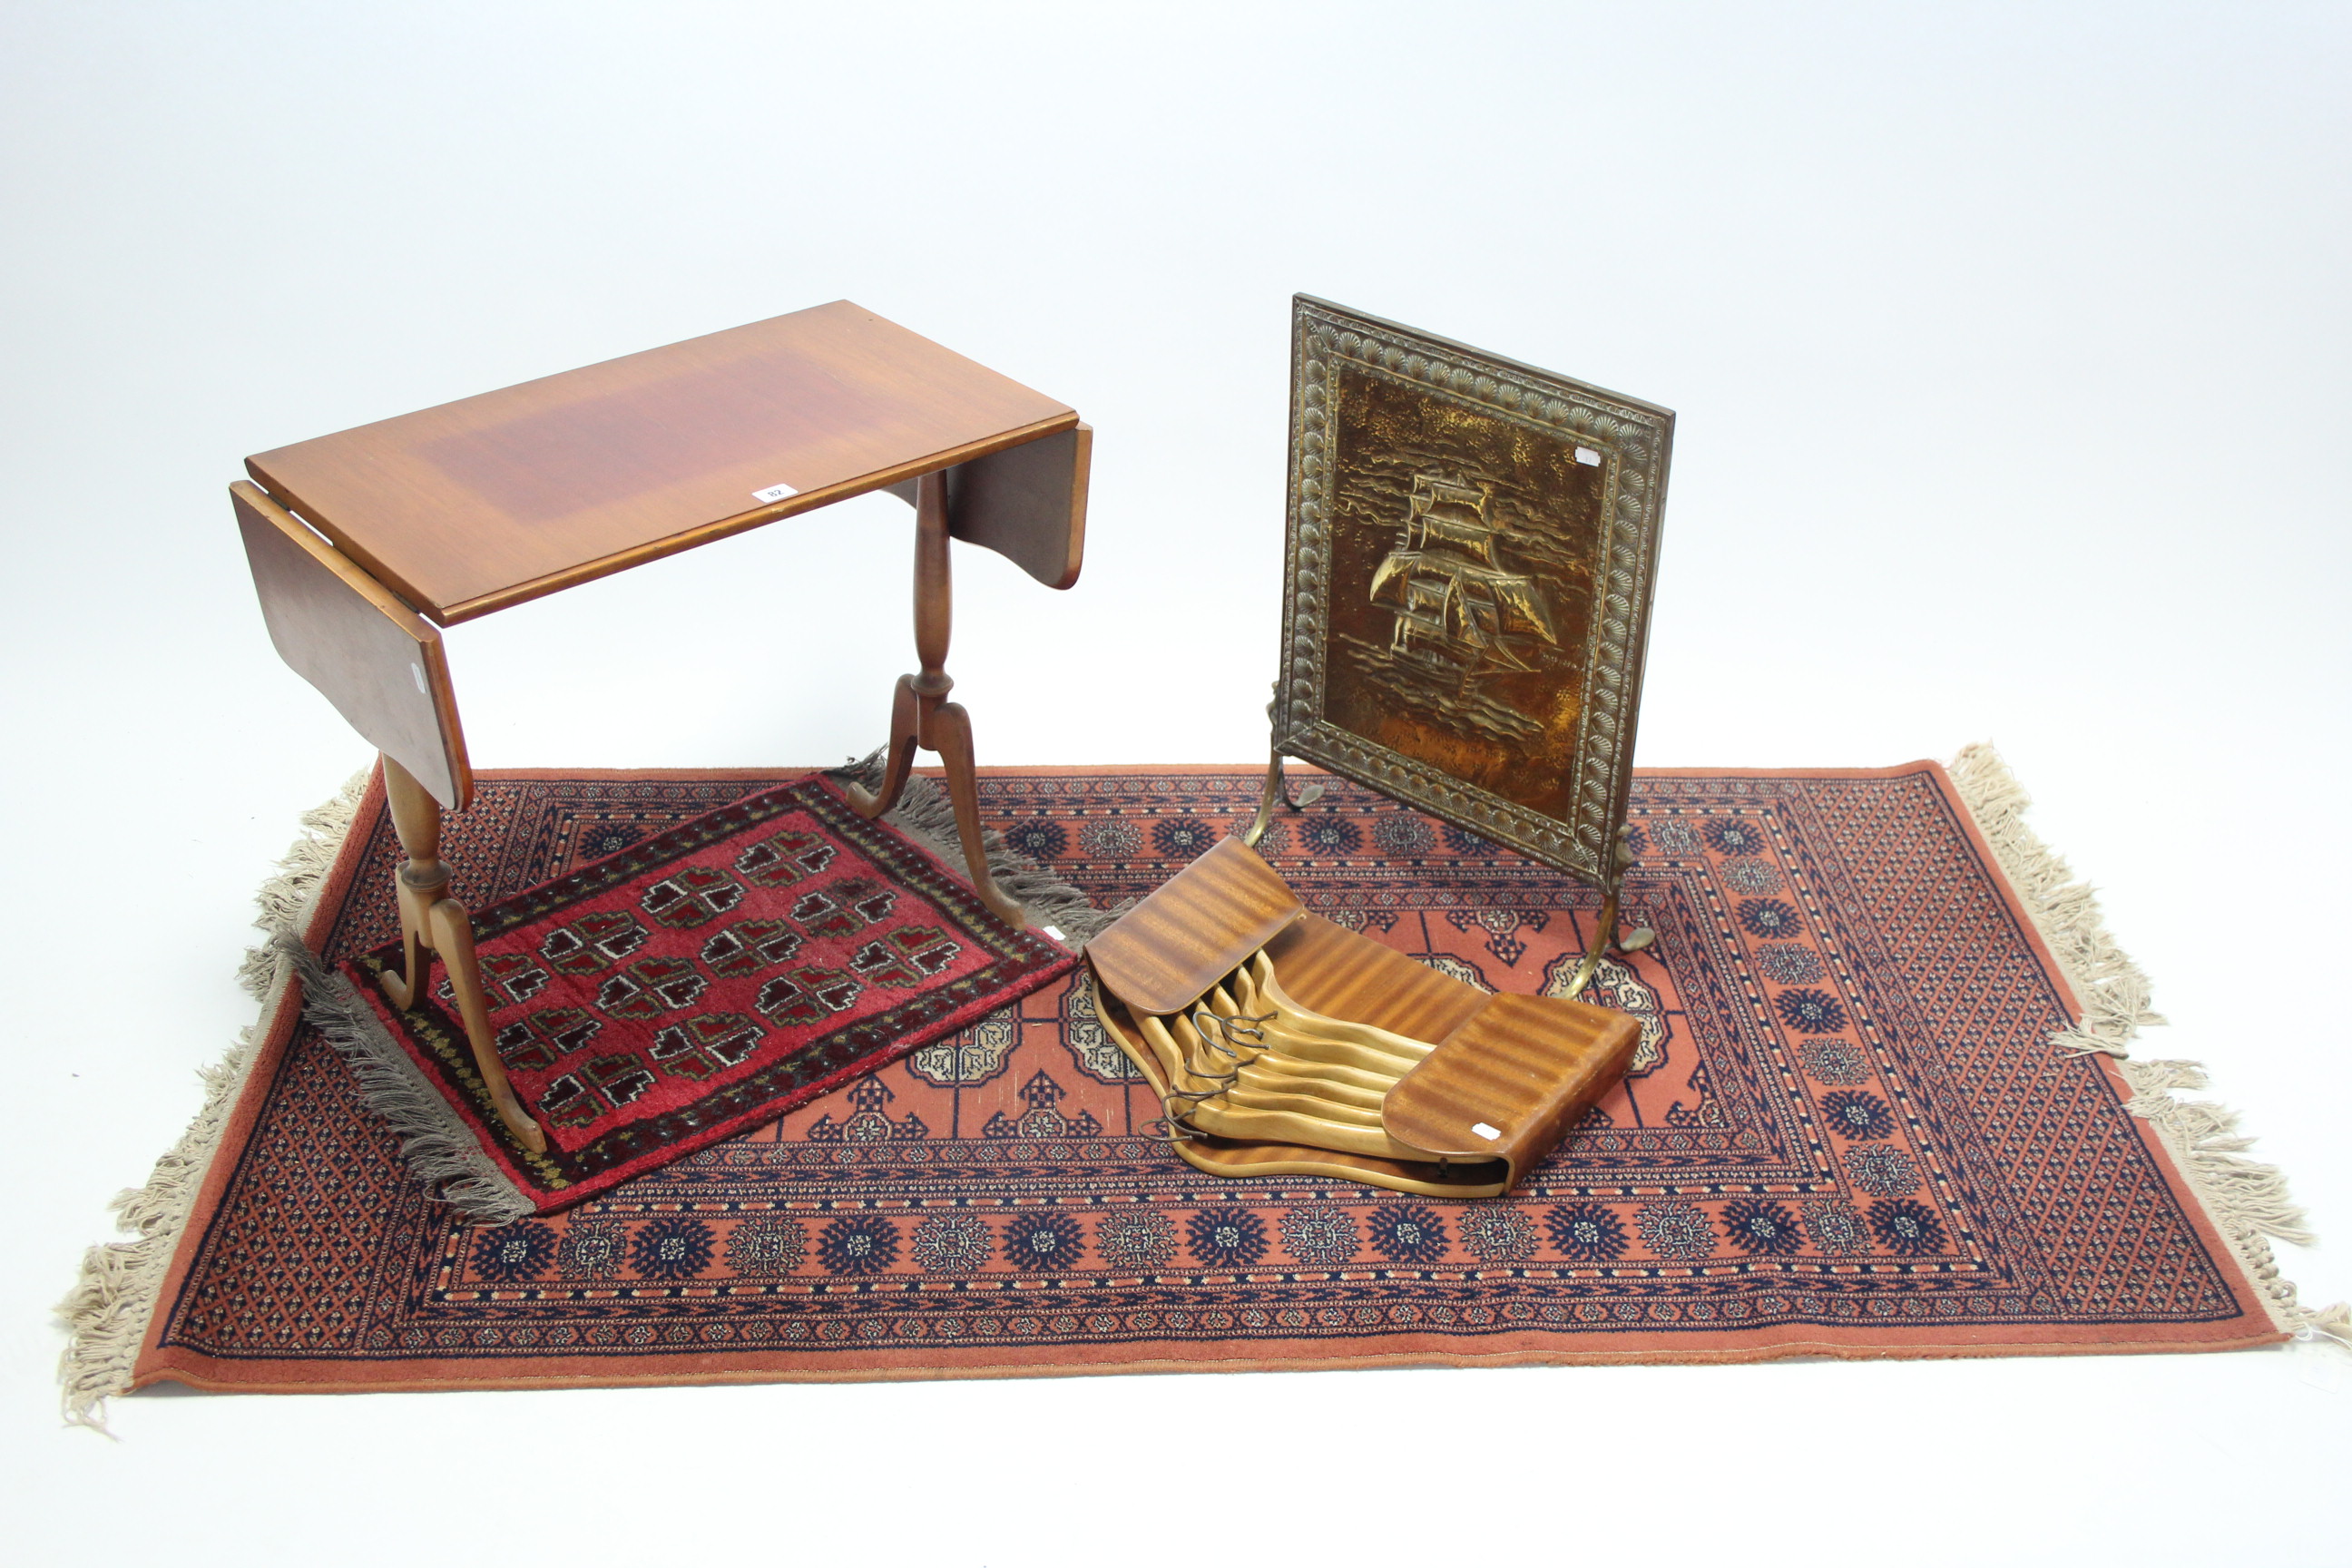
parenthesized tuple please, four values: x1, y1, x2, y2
(751, 483, 799, 504)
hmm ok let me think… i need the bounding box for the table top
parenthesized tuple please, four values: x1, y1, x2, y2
(245, 301, 1077, 623)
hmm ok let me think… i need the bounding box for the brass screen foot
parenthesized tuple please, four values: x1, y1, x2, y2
(1241, 739, 1325, 849)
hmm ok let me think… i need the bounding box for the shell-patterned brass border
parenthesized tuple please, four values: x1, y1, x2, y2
(1272, 295, 1673, 889)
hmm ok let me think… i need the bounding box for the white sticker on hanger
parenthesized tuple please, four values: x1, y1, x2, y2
(752, 483, 799, 504)
(1574, 447, 1602, 466)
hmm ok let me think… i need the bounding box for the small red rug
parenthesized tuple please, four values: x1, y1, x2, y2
(338, 774, 1075, 1212)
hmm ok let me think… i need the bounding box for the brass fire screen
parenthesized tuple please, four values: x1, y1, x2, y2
(1265, 296, 1673, 891)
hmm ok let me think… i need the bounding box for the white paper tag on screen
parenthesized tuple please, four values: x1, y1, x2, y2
(1574, 447, 1602, 466)
(751, 483, 798, 505)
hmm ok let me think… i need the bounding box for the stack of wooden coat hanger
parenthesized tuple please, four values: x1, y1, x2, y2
(1087, 838, 1639, 1198)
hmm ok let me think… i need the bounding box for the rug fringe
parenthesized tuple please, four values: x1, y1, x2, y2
(1946, 742, 2337, 1344)
(273, 933, 534, 1228)
(55, 769, 371, 1433)
(1945, 743, 2163, 1058)
(828, 752, 1131, 945)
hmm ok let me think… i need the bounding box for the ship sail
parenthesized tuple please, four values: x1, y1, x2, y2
(1367, 550, 1419, 607)
(1417, 505, 1503, 567)
(1373, 475, 1554, 671)
(1456, 564, 1557, 642)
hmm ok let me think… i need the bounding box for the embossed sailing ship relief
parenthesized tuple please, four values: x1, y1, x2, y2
(1369, 475, 1559, 675)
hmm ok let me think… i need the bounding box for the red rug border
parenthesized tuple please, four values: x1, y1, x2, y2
(136, 1318, 2289, 1398)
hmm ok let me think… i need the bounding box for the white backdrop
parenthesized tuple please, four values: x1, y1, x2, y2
(5, 4, 2347, 1563)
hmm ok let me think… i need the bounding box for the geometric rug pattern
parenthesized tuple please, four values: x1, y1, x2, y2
(133, 764, 2279, 1395)
(340, 775, 1074, 1211)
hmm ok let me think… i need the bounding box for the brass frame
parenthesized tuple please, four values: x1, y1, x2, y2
(1244, 296, 1674, 989)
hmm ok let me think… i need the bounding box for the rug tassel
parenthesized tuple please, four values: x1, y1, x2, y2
(1948, 742, 2342, 1345)
(828, 751, 1132, 946)
(55, 769, 372, 1433)
(272, 933, 534, 1227)
(2295, 1301, 2352, 1350)
(1947, 744, 2167, 1057)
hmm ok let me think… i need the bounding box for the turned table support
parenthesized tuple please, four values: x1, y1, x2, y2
(377, 755, 547, 1153)
(843, 469, 1024, 926)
